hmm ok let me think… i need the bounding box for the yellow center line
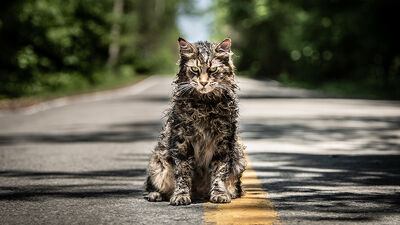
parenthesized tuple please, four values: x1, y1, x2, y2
(203, 155, 281, 225)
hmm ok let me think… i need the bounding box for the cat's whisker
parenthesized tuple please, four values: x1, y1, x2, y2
(217, 84, 235, 97)
(177, 84, 190, 90)
(173, 81, 192, 92)
(176, 82, 190, 85)
(177, 83, 194, 96)
(217, 84, 229, 91)
(182, 88, 192, 96)
(178, 85, 189, 92)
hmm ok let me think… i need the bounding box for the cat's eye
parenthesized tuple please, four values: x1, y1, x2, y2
(190, 66, 199, 72)
(209, 67, 217, 72)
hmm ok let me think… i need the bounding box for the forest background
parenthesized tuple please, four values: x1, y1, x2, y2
(1, 0, 399, 100)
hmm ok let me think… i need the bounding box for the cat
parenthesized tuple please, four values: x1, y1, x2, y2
(145, 37, 246, 206)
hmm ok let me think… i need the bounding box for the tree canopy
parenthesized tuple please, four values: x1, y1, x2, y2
(0, 0, 183, 98)
(213, 0, 400, 98)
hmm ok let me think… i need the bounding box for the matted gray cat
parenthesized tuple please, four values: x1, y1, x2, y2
(145, 37, 246, 206)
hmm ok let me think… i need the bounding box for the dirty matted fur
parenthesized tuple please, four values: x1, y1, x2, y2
(145, 37, 246, 206)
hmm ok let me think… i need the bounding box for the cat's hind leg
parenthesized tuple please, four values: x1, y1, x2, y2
(145, 149, 174, 201)
(225, 140, 246, 199)
(225, 174, 243, 199)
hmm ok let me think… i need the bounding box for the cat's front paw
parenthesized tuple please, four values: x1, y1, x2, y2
(147, 192, 162, 202)
(170, 194, 191, 206)
(210, 193, 231, 203)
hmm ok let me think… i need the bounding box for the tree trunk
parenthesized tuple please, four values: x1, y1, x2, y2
(108, 0, 124, 71)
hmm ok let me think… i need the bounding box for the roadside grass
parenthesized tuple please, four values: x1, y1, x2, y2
(0, 68, 147, 110)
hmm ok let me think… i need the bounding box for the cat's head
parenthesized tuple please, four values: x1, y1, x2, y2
(176, 37, 235, 95)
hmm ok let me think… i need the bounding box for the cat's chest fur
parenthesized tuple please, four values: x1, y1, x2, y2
(192, 121, 215, 169)
(185, 101, 230, 169)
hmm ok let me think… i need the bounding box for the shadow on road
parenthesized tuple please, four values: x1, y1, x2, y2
(0, 121, 162, 145)
(250, 152, 400, 222)
(243, 115, 400, 222)
(0, 183, 143, 200)
(241, 116, 400, 152)
(0, 168, 147, 201)
(0, 169, 146, 179)
(0, 121, 158, 201)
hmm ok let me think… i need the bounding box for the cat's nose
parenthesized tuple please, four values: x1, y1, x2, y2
(200, 81, 208, 87)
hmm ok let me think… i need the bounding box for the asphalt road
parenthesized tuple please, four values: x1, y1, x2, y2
(1, 76, 400, 224)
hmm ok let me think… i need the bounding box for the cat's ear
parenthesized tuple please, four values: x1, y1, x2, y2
(216, 38, 231, 53)
(178, 37, 195, 55)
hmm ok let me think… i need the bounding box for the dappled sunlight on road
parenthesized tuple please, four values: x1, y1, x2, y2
(240, 97, 400, 224)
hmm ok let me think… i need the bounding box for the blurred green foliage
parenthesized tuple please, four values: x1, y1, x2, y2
(0, 0, 183, 99)
(214, 0, 400, 99)
(3, 0, 399, 99)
